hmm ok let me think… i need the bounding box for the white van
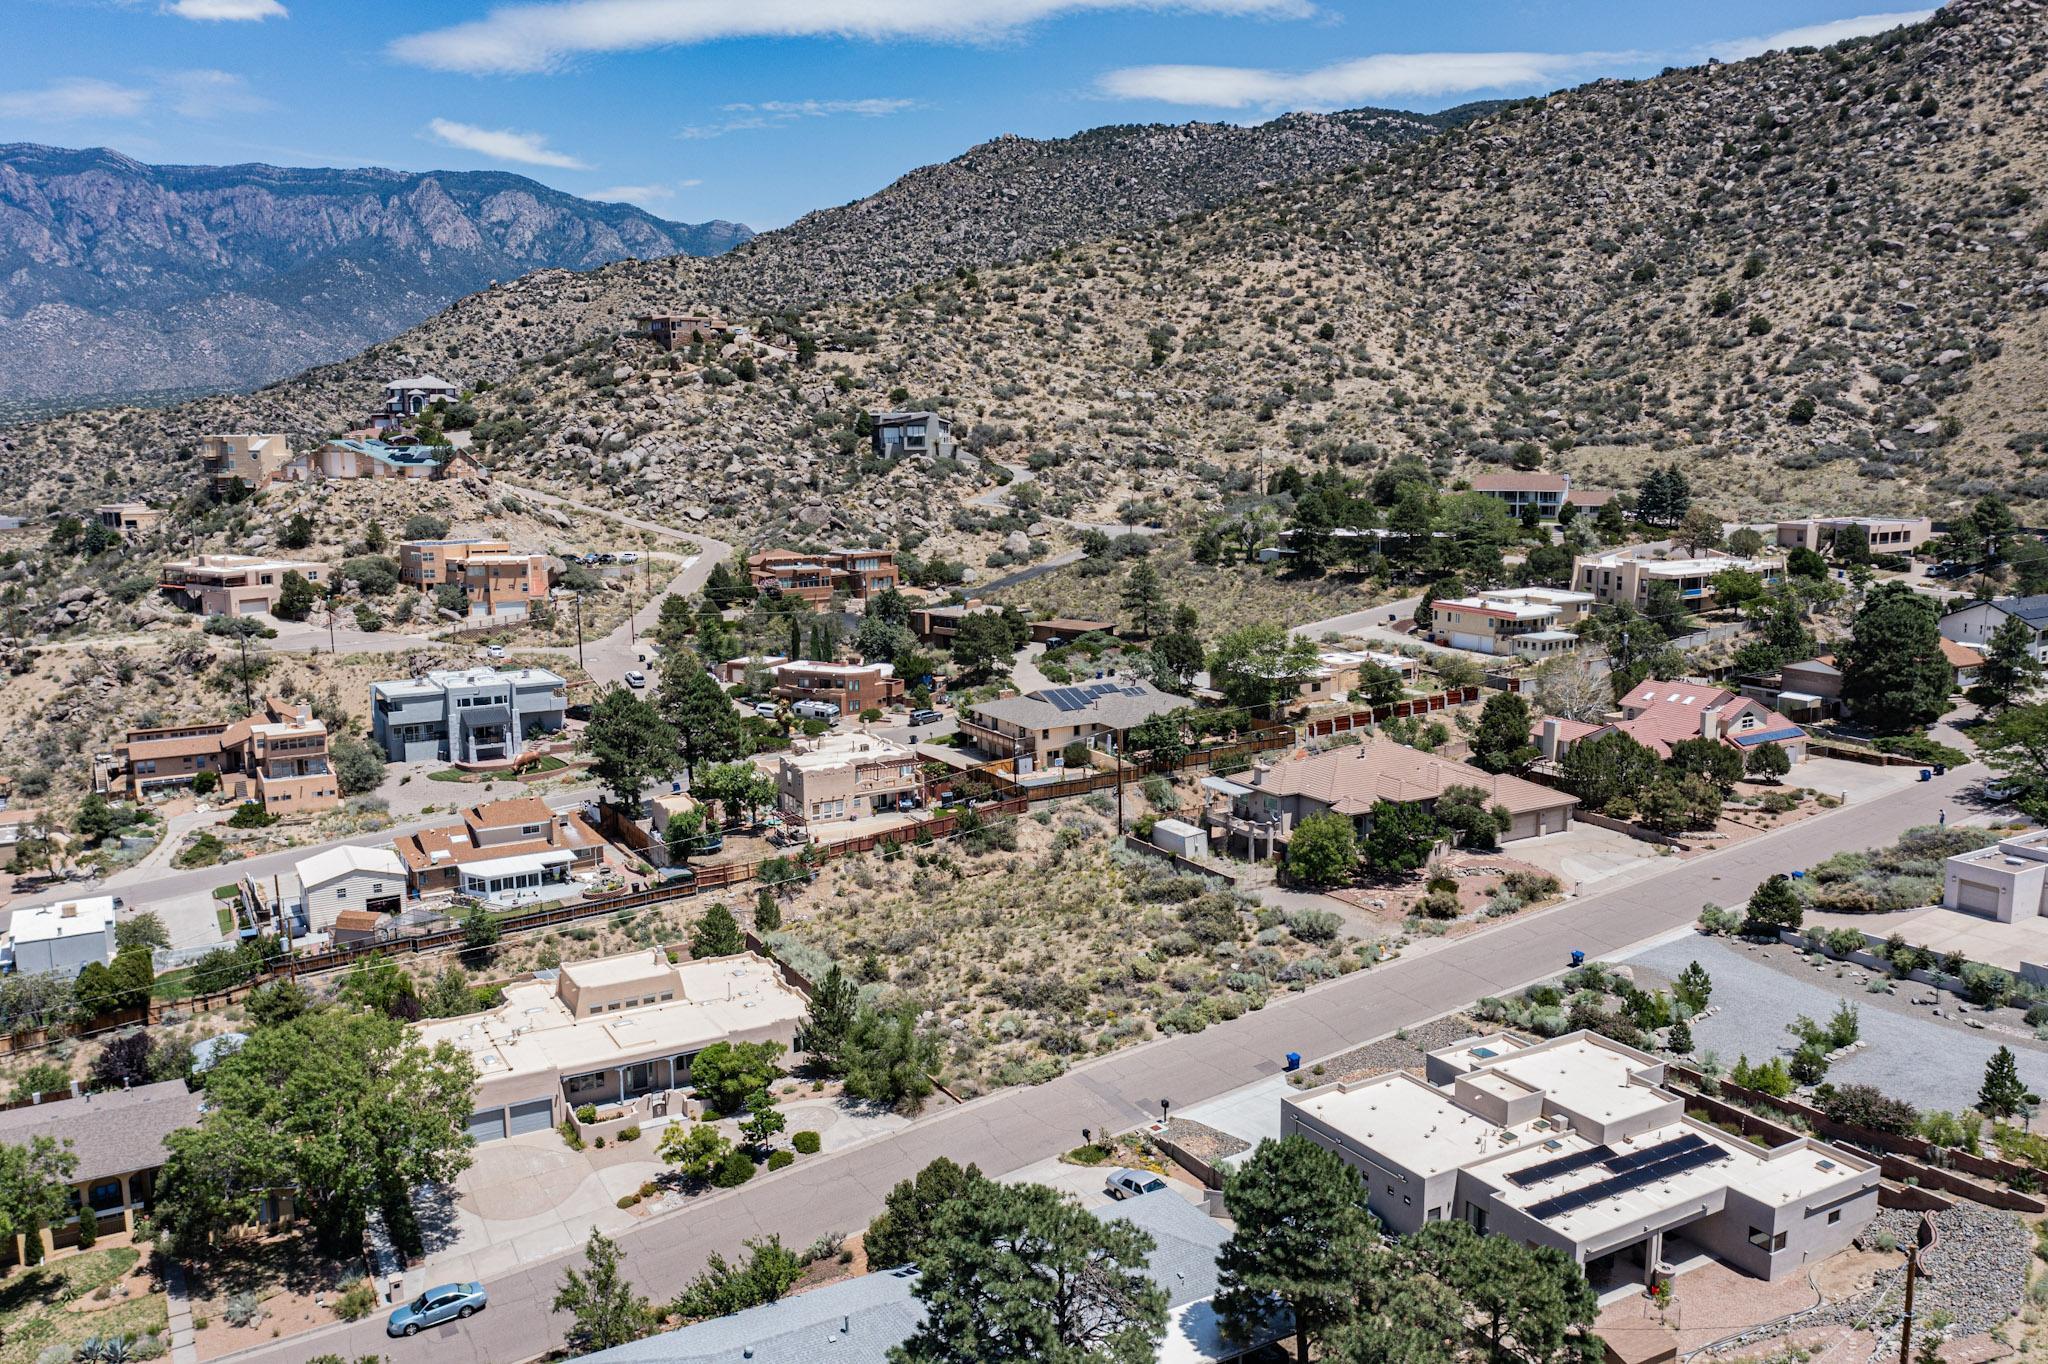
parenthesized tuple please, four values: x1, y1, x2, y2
(791, 699, 840, 722)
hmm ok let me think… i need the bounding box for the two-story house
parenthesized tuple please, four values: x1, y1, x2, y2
(198, 433, 293, 493)
(745, 549, 897, 605)
(369, 667, 568, 766)
(1429, 587, 1596, 658)
(377, 375, 459, 428)
(959, 677, 1183, 774)
(767, 660, 903, 713)
(870, 411, 956, 461)
(394, 797, 608, 902)
(775, 733, 924, 828)
(399, 538, 553, 619)
(94, 503, 163, 538)
(1469, 471, 1573, 520)
(157, 554, 327, 617)
(632, 313, 729, 350)
(104, 697, 339, 815)
(1573, 552, 1784, 611)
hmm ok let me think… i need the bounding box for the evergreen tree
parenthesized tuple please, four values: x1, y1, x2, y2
(1362, 800, 1439, 874)
(691, 903, 745, 958)
(552, 1230, 654, 1354)
(1666, 1017, 1694, 1054)
(865, 1158, 987, 1270)
(1674, 961, 1713, 1011)
(1743, 874, 1804, 935)
(657, 647, 745, 778)
(1120, 560, 1168, 637)
(794, 964, 860, 1074)
(585, 686, 676, 813)
(1974, 495, 2020, 561)
(1968, 613, 2043, 711)
(1471, 692, 1536, 774)
(1216, 1136, 1381, 1364)
(1980, 1045, 2029, 1119)
(1745, 742, 1792, 782)
(1839, 583, 1954, 734)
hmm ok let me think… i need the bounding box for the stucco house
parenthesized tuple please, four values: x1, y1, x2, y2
(776, 732, 924, 828)
(294, 844, 407, 933)
(959, 677, 1184, 773)
(1, 897, 116, 977)
(369, 666, 568, 766)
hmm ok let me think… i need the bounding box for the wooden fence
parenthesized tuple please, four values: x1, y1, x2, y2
(1298, 686, 1481, 740)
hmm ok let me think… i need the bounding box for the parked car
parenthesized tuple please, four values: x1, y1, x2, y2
(752, 701, 781, 718)
(1105, 1169, 1168, 1201)
(624, 670, 647, 689)
(484, 644, 506, 660)
(791, 699, 840, 721)
(619, 551, 640, 564)
(388, 1282, 487, 1336)
(908, 708, 943, 727)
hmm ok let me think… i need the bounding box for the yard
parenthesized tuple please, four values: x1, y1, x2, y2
(184, 1231, 363, 1363)
(0, 1248, 167, 1364)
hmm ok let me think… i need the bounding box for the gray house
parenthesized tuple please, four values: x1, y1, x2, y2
(370, 667, 567, 766)
(1940, 594, 2048, 662)
(870, 411, 957, 461)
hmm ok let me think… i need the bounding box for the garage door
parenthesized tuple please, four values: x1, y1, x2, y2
(465, 1108, 506, 1143)
(1449, 632, 1495, 654)
(507, 1099, 554, 1137)
(1955, 879, 2002, 918)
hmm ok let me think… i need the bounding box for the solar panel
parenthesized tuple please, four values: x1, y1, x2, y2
(1507, 1144, 1615, 1188)
(1602, 1132, 1706, 1176)
(1528, 1140, 1729, 1222)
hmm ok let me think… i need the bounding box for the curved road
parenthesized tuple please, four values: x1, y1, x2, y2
(230, 758, 1984, 1364)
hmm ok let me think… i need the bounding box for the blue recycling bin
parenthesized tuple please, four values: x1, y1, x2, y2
(1570, 950, 1585, 968)
(1920, 769, 1932, 782)
(1285, 1052, 1301, 1072)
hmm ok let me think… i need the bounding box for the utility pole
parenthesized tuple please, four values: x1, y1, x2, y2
(574, 595, 585, 672)
(237, 631, 252, 714)
(1113, 732, 1125, 835)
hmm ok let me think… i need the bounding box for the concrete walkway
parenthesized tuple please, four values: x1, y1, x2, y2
(212, 758, 1985, 1364)
(165, 1262, 199, 1364)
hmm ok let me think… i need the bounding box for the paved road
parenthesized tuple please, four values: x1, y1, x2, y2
(230, 759, 1984, 1364)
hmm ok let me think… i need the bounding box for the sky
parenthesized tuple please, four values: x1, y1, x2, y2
(0, 1, 1935, 232)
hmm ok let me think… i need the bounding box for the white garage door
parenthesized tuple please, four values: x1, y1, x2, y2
(507, 1098, 554, 1137)
(465, 1108, 506, 1143)
(1955, 879, 2002, 918)
(1449, 632, 1496, 654)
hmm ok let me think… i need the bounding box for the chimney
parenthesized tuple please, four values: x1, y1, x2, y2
(1539, 716, 1562, 762)
(1701, 708, 1721, 742)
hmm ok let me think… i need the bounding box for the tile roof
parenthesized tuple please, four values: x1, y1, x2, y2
(1251, 739, 1575, 817)
(1939, 638, 1984, 668)
(0, 1081, 199, 1183)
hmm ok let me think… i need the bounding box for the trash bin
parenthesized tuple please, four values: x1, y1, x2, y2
(1570, 949, 1585, 968)
(1920, 769, 1933, 782)
(1285, 1052, 1301, 1072)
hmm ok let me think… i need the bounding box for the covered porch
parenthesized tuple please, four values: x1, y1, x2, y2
(560, 1048, 706, 1112)
(458, 850, 573, 907)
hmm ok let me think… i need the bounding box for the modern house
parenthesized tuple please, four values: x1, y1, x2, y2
(1, 896, 116, 977)
(369, 666, 568, 766)
(292, 845, 407, 933)
(870, 411, 957, 461)
(631, 312, 729, 350)
(157, 554, 327, 618)
(1284, 1030, 1877, 1289)
(776, 733, 924, 828)
(0, 1081, 208, 1265)
(1573, 552, 1784, 611)
(1429, 587, 1596, 658)
(399, 538, 552, 620)
(1533, 681, 1807, 763)
(102, 697, 339, 815)
(94, 503, 163, 538)
(394, 797, 607, 903)
(1469, 471, 1573, 520)
(198, 433, 293, 493)
(959, 677, 1184, 774)
(1941, 595, 2048, 662)
(572, 1189, 1284, 1364)
(1775, 516, 1933, 555)
(420, 948, 807, 1142)
(768, 659, 904, 713)
(909, 601, 1113, 647)
(746, 548, 898, 605)
(1289, 649, 1420, 708)
(1204, 738, 1575, 858)
(1943, 830, 2048, 922)
(283, 438, 447, 481)
(711, 654, 790, 686)
(378, 375, 458, 425)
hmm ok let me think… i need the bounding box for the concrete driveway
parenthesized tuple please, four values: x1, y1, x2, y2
(1795, 757, 1924, 807)
(1509, 823, 1669, 895)
(419, 1131, 659, 1285)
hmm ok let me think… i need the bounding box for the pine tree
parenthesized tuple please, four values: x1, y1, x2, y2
(1675, 961, 1713, 1011)
(657, 647, 744, 778)
(794, 964, 860, 1074)
(1470, 693, 1536, 774)
(1665, 1017, 1693, 1055)
(1969, 613, 2043, 711)
(1743, 874, 1804, 935)
(1120, 560, 1167, 637)
(1216, 1136, 1381, 1363)
(1980, 1045, 2029, 1119)
(691, 903, 745, 959)
(551, 1230, 653, 1354)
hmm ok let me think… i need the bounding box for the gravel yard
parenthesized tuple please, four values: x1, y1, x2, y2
(1626, 935, 2048, 1114)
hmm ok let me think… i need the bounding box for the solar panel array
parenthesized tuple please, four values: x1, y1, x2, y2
(1505, 1144, 1615, 1188)
(1524, 1134, 1730, 1223)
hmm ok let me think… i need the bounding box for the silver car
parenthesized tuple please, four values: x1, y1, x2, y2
(387, 1281, 487, 1336)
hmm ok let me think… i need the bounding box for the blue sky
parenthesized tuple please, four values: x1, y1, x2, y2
(1, 1, 1933, 231)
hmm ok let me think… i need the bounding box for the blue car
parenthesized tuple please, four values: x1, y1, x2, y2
(387, 1282, 487, 1336)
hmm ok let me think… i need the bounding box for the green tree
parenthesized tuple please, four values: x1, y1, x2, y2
(1743, 874, 1804, 936)
(1980, 1045, 2029, 1119)
(691, 903, 746, 958)
(1285, 812, 1357, 889)
(951, 611, 1018, 678)
(1209, 624, 1320, 717)
(584, 685, 677, 813)
(1362, 800, 1439, 875)
(1666, 1017, 1694, 1054)
(1969, 614, 2043, 710)
(0, 1135, 78, 1262)
(1404, 1220, 1597, 1364)
(1974, 495, 2020, 561)
(1980, 702, 2048, 820)
(1434, 785, 1510, 851)
(329, 731, 386, 796)
(867, 1158, 987, 1269)
(689, 1040, 785, 1116)
(841, 1004, 943, 1113)
(1674, 961, 1713, 1011)
(889, 1180, 1166, 1364)
(552, 1230, 654, 1354)
(280, 513, 314, 550)
(274, 570, 318, 622)
(658, 1121, 732, 1180)
(114, 910, 170, 954)
(1120, 560, 1167, 638)
(1839, 583, 1953, 734)
(670, 1235, 805, 1324)
(1217, 1136, 1381, 1363)
(795, 964, 860, 1074)
(738, 1089, 786, 1151)
(1745, 742, 1792, 783)
(1149, 619, 1206, 694)
(1557, 732, 1662, 813)
(1711, 568, 1766, 616)
(657, 648, 745, 778)
(1668, 737, 1745, 794)
(1124, 710, 1188, 768)
(1471, 692, 1536, 774)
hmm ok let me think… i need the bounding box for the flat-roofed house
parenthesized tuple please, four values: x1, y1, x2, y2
(107, 697, 338, 814)
(394, 797, 607, 903)
(198, 433, 292, 493)
(776, 733, 924, 828)
(1943, 829, 2048, 921)
(158, 554, 326, 617)
(746, 549, 898, 605)
(2, 896, 116, 977)
(369, 666, 568, 765)
(94, 503, 163, 538)
(909, 601, 1114, 646)
(1574, 552, 1784, 611)
(419, 948, 807, 1142)
(870, 411, 956, 461)
(1776, 516, 1933, 555)
(1470, 471, 1572, 520)
(768, 659, 903, 713)
(399, 538, 552, 619)
(632, 312, 729, 350)
(1283, 1030, 1878, 1288)
(1429, 587, 1596, 658)
(959, 676, 1184, 774)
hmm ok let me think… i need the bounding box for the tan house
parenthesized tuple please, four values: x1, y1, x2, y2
(746, 549, 898, 605)
(394, 797, 607, 904)
(198, 433, 293, 493)
(94, 503, 163, 538)
(1429, 588, 1596, 658)
(157, 553, 326, 617)
(1944, 830, 2048, 921)
(959, 676, 1184, 774)
(0, 1080, 207, 1265)
(105, 696, 339, 815)
(1469, 471, 1572, 520)
(632, 312, 730, 350)
(283, 437, 446, 481)
(769, 659, 904, 713)
(1206, 737, 1576, 858)
(419, 948, 806, 1142)
(1289, 649, 1419, 708)
(909, 601, 1113, 646)
(399, 538, 552, 620)
(1573, 552, 1784, 611)
(1776, 516, 1933, 555)
(776, 733, 924, 828)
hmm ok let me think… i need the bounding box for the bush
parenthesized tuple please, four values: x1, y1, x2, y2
(1417, 890, 1461, 920)
(768, 1150, 794, 1171)
(334, 1278, 378, 1322)
(616, 1194, 640, 1209)
(225, 802, 275, 829)
(575, 1104, 597, 1124)
(224, 1291, 265, 1328)
(711, 1150, 756, 1188)
(792, 1130, 821, 1155)
(1819, 1083, 1918, 1135)
(617, 1125, 641, 1142)
(1286, 909, 1341, 944)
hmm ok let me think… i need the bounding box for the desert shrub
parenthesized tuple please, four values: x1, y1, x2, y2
(768, 1150, 794, 1171)
(224, 1291, 265, 1328)
(711, 1150, 756, 1188)
(1819, 1083, 1918, 1134)
(334, 1279, 378, 1322)
(792, 1131, 821, 1155)
(1286, 909, 1342, 944)
(1417, 890, 1461, 920)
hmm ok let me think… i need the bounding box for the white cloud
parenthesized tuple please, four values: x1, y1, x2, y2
(1098, 51, 1628, 109)
(679, 95, 918, 138)
(0, 77, 151, 122)
(390, 0, 1312, 75)
(165, 0, 288, 20)
(426, 117, 591, 168)
(1707, 10, 1932, 61)
(159, 69, 271, 118)
(591, 182, 681, 207)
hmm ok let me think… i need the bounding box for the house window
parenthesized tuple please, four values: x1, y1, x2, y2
(566, 1072, 606, 1095)
(1828, 1210, 1841, 1225)
(336, 888, 348, 899)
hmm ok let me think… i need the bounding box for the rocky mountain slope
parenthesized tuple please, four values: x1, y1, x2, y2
(6, 2, 2045, 562)
(0, 145, 751, 401)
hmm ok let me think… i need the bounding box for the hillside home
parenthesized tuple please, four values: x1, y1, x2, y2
(959, 676, 1183, 773)
(1573, 552, 1784, 611)
(1284, 1030, 1877, 1287)
(198, 433, 293, 493)
(909, 601, 1114, 646)
(157, 553, 327, 617)
(292, 845, 407, 934)
(1429, 587, 1596, 657)
(94, 503, 162, 538)
(870, 411, 956, 461)
(711, 654, 789, 686)
(745, 548, 898, 605)
(369, 666, 568, 766)
(1534, 681, 1807, 764)
(1469, 471, 1573, 520)
(1, 896, 116, 977)
(776, 733, 924, 828)
(1776, 516, 1933, 555)
(284, 437, 445, 481)
(104, 697, 338, 814)
(399, 538, 552, 620)
(1290, 648, 1420, 707)
(420, 948, 806, 1142)
(394, 797, 607, 902)
(378, 375, 458, 425)
(0, 1081, 210, 1264)
(632, 312, 729, 350)
(768, 659, 903, 713)
(1205, 738, 1575, 858)
(1941, 595, 2048, 662)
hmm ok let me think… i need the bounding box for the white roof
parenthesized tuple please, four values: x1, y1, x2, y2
(8, 897, 117, 945)
(459, 849, 574, 879)
(1152, 818, 1203, 838)
(296, 844, 405, 887)
(386, 374, 455, 390)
